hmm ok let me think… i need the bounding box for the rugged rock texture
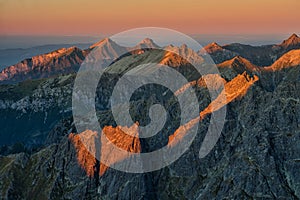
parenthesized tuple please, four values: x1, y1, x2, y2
(276, 34, 300, 51)
(0, 47, 88, 84)
(131, 38, 160, 50)
(267, 49, 300, 70)
(217, 56, 261, 80)
(1, 34, 299, 85)
(0, 75, 74, 146)
(69, 123, 141, 177)
(205, 33, 300, 66)
(200, 42, 239, 64)
(0, 37, 300, 199)
(1, 63, 299, 199)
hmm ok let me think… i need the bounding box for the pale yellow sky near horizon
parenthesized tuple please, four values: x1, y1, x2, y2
(0, 0, 299, 35)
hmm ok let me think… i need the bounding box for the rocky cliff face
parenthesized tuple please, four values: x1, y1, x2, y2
(0, 47, 88, 84)
(1, 63, 299, 199)
(0, 38, 299, 199)
(0, 38, 162, 85)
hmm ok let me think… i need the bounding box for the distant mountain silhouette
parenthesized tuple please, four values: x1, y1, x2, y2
(204, 33, 300, 66)
(1, 34, 300, 84)
(0, 47, 88, 84)
(0, 43, 93, 70)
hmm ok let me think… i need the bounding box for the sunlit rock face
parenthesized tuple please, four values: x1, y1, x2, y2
(0, 47, 88, 84)
(267, 49, 300, 70)
(205, 33, 300, 66)
(0, 35, 300, 199)
(69, 123, 141, 177)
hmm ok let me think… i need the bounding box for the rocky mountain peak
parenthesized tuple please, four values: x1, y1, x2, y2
(89, 37, 120, 49)
(88, 38, 127, 63)
(0, 46, 87, 84)
(217, 56, 260, 78)
(288, 33, 299, 40)
(140, 38, 157, 45)
(133, 38, 160, 49)
(203, 42, 223, 53)
(219, 56, 252, 67)
(1, 35, 300, 199)
(162, 44, 203, 67)
(279, 33, 300, 49)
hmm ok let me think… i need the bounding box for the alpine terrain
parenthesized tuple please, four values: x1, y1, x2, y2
(0, 34, 299, 200)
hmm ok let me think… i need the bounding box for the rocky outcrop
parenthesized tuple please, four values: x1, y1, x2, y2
(0, 37, 300, 199)
(266, 49, 300, 70)
(275, 33, 300, 51)
(131, 38, 160, 50)
(0, 47, 88, 84)
(69, 123, 141, 177)
(200, 42, 239, 64)
(1, 62, 299, 199)
(217, 56, 261, 80)
(204, 34, 300, 66)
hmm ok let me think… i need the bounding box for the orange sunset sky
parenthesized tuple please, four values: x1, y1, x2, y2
(0, 0, 299, 35)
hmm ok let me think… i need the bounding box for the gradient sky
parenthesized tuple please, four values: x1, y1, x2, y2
(0, 0, 299, 36)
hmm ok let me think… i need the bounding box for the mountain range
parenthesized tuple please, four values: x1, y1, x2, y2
(1, 34, 300, 85)
(0, 34, 299, 199)
(0, 43, 93, 70)
(203, 33, 300, 66)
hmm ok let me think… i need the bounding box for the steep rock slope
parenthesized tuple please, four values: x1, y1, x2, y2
(275, 33, 300, 51)
(0, 39, 299, 199)
(217, 56, 261, 80)
(1, 63, 299, 199)
(267, 49, 300, 70)
(200, 42, 239, 64)
(0, 47, 88, 84)
(205, 34, 300, 66)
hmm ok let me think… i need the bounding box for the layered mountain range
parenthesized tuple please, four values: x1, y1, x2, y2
(0, 38, 158, 84)
(203, 33, 300, 66)
(0, 34, 299, 199)
(1, 34, 300, 85)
